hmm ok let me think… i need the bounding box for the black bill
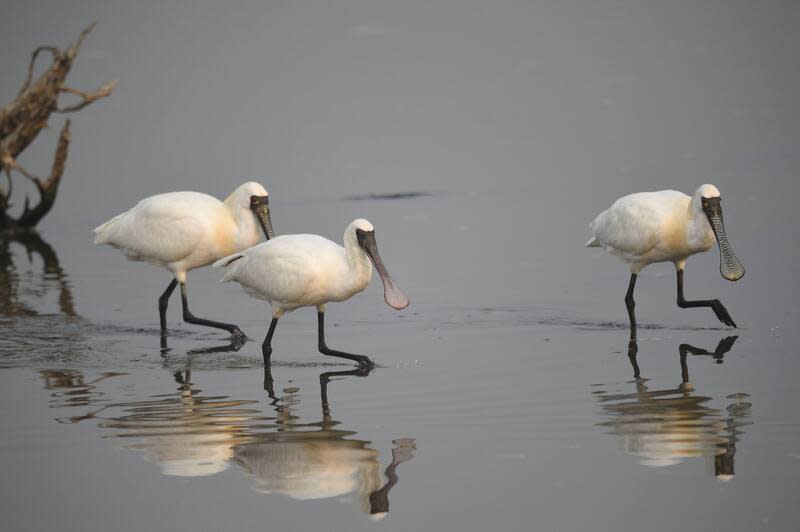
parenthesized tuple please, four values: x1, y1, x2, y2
(250, 195, 275, 240)
(702, 197, 745, 281)
(356, 229, 410, 310)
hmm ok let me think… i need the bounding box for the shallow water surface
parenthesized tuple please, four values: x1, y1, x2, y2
(3, 1, 800, 529)
(1, 189, 799, 532)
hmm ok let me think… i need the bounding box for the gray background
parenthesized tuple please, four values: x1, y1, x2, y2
(1, 2, 799, 531)
(2, 0, 798, 325)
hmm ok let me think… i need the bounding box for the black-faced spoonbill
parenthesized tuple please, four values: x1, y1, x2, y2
(94, 182, 275, 339)
(214, 218, 409, 368)
(586, 184, 744, 338)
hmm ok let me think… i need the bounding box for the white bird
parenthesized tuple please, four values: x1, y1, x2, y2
(586, 184, 744, 336)
(94, 181, 275, 339)
(214, 218, 409, 367)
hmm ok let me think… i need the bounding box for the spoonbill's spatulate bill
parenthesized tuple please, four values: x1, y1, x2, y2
(214, 218, 409, 368)
(94, 181, 275, 339)
(586, 184, 744, 338)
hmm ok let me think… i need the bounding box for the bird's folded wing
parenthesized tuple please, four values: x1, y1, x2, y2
(219, 245, 313, 303)
(591, 199, 659, 255)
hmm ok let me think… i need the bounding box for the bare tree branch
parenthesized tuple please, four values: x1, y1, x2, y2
(1, 154, 39, 184)
(58, 80, 118, 113)
(16, 120, 70, 227)
(0, 23, 114, 231)
(1, 169, 11, 211)
(16, 46, 60, 98)
(65, 21, 97, 60)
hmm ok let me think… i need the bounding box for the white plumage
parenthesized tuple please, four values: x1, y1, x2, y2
(94, 181, 274, 337)
(94, 182, 271, 281)
(587, 184, 744, 331)
(215, 218, 409, 366)
(587, 185, 720, 273)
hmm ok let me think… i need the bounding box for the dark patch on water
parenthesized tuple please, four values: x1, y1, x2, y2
(343, 191, 433, 201)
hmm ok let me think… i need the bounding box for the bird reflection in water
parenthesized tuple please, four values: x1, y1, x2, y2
(594, 337, 752, 480)
(235, 367, 416, 519)
(38, 364, 416, 517)
(42, 367, 264, 476)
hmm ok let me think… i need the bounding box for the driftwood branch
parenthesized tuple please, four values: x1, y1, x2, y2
(15, 120, 71, 227)
(58, 80, 118, 113)
(17, 46, 60, 98)
(0, 22, 115, 232)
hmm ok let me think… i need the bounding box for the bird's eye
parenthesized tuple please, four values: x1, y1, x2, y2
(250, 195, 260, 205)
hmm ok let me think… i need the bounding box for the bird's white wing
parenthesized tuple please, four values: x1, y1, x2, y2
(216, 237, 328, 303)
(94, 193, 217, 263)
(590, 193, 662, 256)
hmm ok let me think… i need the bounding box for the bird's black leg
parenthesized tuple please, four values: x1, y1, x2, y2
(158, 279, 178, 334)
(676, 269, 737, 327)
(262, 317, 279, 364)
(317, 310, 374, 368)
(179, 282, 246, 338)
(625, 273, 638, 341)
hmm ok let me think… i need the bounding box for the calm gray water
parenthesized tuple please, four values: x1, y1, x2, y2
(2, 2, 799, 531)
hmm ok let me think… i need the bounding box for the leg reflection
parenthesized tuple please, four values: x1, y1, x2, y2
(679, 336, 738, 364)
(625, 336, 738, 383)
(627, 340, 641, 379)
(239, 367, 416, 516)
(605, 336, 750, 479)
(319, 367, 371, 419)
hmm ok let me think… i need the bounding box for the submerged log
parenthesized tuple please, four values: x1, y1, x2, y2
(0, 22, 116, 231)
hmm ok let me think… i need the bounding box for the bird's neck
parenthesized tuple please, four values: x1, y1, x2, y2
(344, 231, 373, 290)
(226, 201, 261, 250)
(685, 202, 715, 253)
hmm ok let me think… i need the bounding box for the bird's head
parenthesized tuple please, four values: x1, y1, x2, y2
(693, 184, 744, 281)
(233, 181, 274, 240)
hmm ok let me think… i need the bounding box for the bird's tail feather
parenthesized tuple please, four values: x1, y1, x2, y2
(212, 253, 245, 268)
(213, 253, 246, 282)
(93, 211, 128, 245)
